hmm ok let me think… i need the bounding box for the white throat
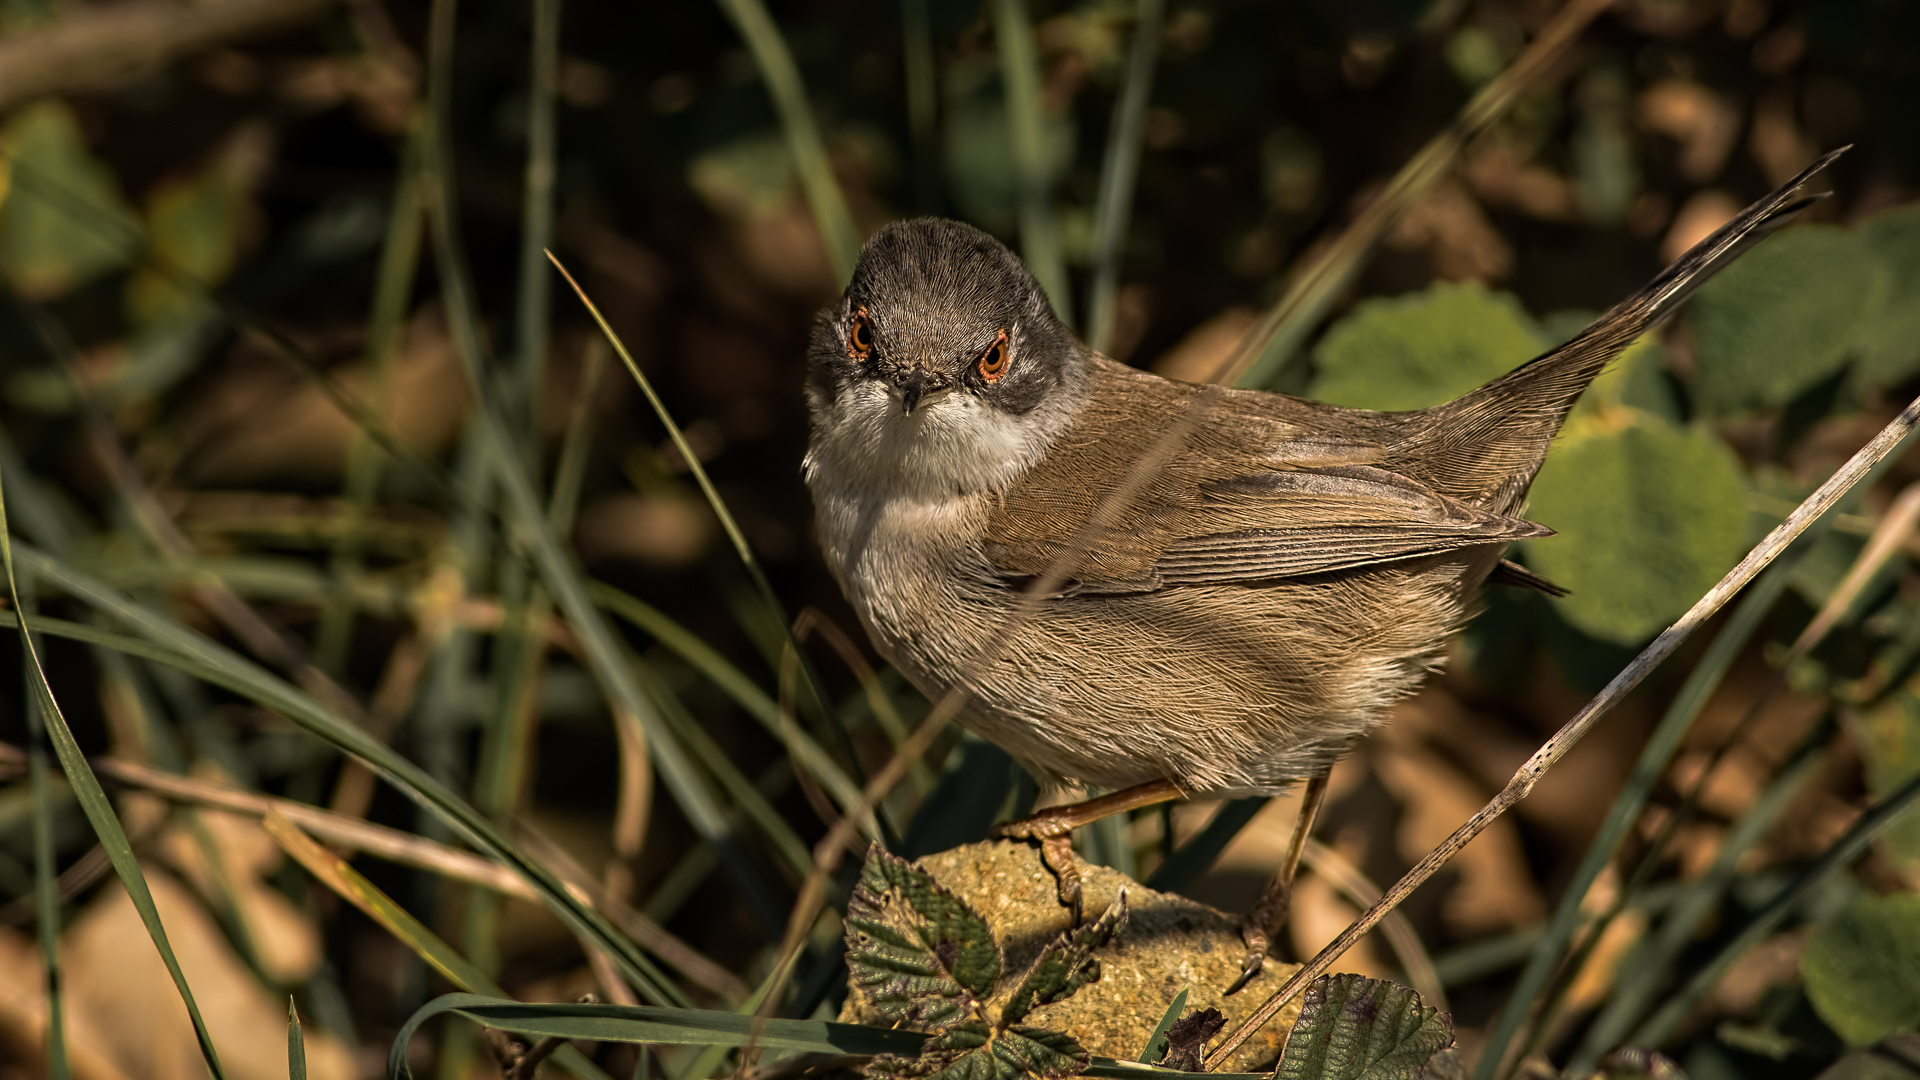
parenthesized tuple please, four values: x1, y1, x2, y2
(804, 379, 1063, 503)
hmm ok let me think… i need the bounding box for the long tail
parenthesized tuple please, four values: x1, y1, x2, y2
(1402, 146, 1847, 511)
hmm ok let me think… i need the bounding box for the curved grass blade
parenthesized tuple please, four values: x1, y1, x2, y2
(263, 812, 612, 1080)
(386, 995, 1273, 1080)
(990, 0, 1072, 327)
(421, 0, 783, 927)
(710, 0, 859, 283)
(9, 543, 689, 1007)
(591, 582, 863, 813)
(1085, 0, 1163, 355)
(0, 476, 227, 1080)
(549, 255, 892, 846)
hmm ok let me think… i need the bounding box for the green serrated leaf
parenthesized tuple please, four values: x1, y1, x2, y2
(1690, 225, 1884, 415)
(873, 1022, 1091, 1080)
(1802, 892, 1920, 1047)
(0, 101, 140, 298)
(1308, 282, 1545, 412)
(1003, 891, 1127, 1023)
(1275, 975, 1453, 1080)
(1522, 414, 1750, 644)
(846, 849, 1003, 1029)
(1851, 203, 1920, 391)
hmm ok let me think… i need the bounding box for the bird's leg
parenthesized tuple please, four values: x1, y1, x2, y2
(1228, 769, 1332, 994)
(994, 778, 1184, 921)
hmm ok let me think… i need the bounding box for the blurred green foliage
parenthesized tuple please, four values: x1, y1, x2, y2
(1802, 892, 1920, 1047)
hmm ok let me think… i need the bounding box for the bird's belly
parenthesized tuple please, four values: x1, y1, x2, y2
(812, 479, 1478, 796)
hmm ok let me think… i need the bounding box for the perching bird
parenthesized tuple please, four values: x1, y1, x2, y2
(802, 150, 1840, 981)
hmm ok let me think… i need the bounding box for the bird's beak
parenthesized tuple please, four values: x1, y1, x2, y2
(894, 371, 953, 416)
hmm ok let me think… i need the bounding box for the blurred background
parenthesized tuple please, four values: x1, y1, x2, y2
(1, 0, 1919, 1077)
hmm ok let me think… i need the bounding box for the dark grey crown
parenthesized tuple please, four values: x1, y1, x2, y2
(806, 218, 1084, 417)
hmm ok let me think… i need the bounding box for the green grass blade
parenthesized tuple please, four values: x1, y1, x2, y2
(387, 996, 1274, 1080)
(900, 0, 938, 213)
(1630, 768, 1920, 1048)
(1569, 721, 1833, 1072)
(26, 634, 70, 1080)
(1085, 0, 1163, 354)
(1472, 558, 1798, 1080)
(1145, 797, 1267, 893)
(1139, 986, 1188, 1063)
(421, 0, 781, 916)
(316, 122, 425, 676)
(264, 812, 611, 1080)
(288, 1000, 307, 1080)
(549, 258, 891, 845)
(514, 0, 561, 421)
(9, 543, 690, 1007)
(990, 0, 1072, 327)
(709, 0, 859, 284)
(0, 479, 228, 1080)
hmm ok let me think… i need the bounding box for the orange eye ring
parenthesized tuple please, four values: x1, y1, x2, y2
(978, 330, 1010, 382)
(848, 307, 875, 360)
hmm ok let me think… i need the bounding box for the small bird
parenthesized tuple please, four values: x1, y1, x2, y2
(802, 151, 1839, 981)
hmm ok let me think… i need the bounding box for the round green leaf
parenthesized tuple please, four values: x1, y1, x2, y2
(0, 101, 140, 299)
(1802, 892, 1920, 1047)
(1852, 202, 1920, 390)
(1690, 225, 1884, 415)
(1522, 416, 1749, 644)
(1309, 282, 1545, 412)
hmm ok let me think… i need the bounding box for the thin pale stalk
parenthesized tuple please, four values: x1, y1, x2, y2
(1492, 474, 1920, 1076)
(1220, 0, 1615, 389)
(710, 0, 858, 283)
(1474, 558, 1801, 1079)
(1085, 0, 1163, 354)
(1301, 839, 1445, 1013)
(990, 0, 1072, 326)
(1205, 395, 1920, 1070)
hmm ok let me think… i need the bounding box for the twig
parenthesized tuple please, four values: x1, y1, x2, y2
(0, 0, 342, 112)
(1203, 393, 1920, 1069)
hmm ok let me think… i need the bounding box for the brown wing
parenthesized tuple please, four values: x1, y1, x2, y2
(982, 358, 1550, 592)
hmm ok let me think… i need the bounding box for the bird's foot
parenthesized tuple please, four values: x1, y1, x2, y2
(994, 811, 1084, 923)
(1226, 880, 1290, 995)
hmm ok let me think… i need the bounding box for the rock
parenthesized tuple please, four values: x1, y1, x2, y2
(838, 839, 1301, 1073)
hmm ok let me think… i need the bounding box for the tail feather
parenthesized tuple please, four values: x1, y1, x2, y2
(1399, 146, 1847, 512)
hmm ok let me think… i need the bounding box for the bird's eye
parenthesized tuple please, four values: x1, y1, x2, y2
(847, 307, 875, 360)
(978, 330, 1010, 383)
